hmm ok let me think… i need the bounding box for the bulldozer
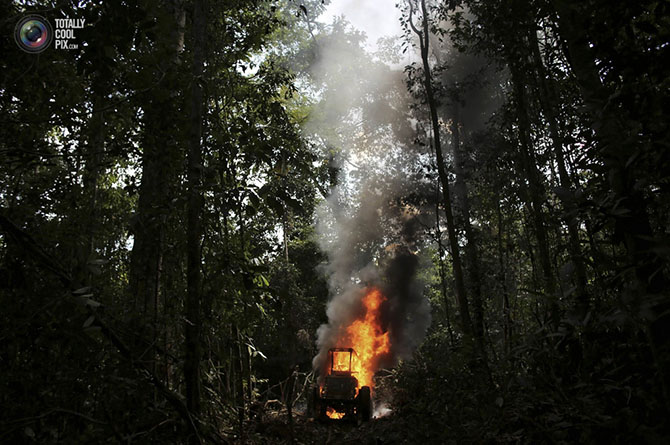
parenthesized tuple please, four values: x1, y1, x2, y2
(309, 347, 372, 422)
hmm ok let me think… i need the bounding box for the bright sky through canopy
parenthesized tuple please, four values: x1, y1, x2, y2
(321, 0, 402, 50)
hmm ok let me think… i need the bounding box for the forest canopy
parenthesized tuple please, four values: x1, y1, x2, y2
(1, 0, 669, 443)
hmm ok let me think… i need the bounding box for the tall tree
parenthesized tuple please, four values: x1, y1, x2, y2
(508, 57, 558, 326)
(184, 0, 206, 418)
(406, 0, 475, 341)
(129, 0, 185, 321)
(549, 0, 667, 295)
(450, 96, 485, 344)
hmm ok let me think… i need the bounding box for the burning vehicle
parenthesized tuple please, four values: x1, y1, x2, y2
(309, 348, 372, 422)
(310, 287, 395, 422)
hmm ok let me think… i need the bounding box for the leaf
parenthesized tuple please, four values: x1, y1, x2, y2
(77, 296, 101, 308)
(88, 258, 108, 265)
(625, 152, 640, 168)
(85, 299, 101, 308)
(285, 196, 303, 212)
(83, 315, 95, 328)
(495, 396, 504, 407)
(258, 274, 269, 287)
(248, 191, 261, 209)
(72, 287, 92, 295)
(245, 204, 258, 217)
(83, 325, 102, 336)
(610, 207, 631, 216)
(255, 302, 267, 318)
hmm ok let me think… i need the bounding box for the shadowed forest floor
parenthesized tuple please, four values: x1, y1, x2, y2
(245, 410, 402, 445)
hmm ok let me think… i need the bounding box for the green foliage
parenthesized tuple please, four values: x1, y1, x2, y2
(1, 0, 669, 442)
(1, 0, 329, 441)
(389, 315, 669, 443)
(382, 1, 670, 443)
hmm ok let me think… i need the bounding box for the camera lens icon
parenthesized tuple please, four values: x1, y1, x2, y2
(15, 15, 53, 53)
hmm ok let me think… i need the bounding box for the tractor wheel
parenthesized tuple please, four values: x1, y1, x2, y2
(358, 386, 372, 422)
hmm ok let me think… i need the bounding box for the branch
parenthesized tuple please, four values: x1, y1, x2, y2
(406, 0, 423, 37)
(0, 214, 71, 286)
(291, 371, 313, 408)
(420, 0, 431, 53)
(298, 4, 320, 51)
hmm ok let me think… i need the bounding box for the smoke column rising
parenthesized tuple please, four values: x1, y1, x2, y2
(309, 3, 432, 380)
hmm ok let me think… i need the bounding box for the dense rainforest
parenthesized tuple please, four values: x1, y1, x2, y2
(1, 0, 669, 443)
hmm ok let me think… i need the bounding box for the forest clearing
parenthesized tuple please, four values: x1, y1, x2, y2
(1, 0, 669, 443)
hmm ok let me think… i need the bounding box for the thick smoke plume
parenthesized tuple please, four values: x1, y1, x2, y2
(307, 17, 432, 380)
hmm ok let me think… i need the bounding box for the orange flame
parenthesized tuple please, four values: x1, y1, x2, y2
(326, 407, 345, 419)
(332, 349, 351, 372)
(323, 287, 389, 393)
(346, 288, 390, 390)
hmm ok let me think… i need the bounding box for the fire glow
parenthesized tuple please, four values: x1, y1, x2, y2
(326, 407, 345, 419)
(324, 287, 390, 418)
(346, 288, 390, 389)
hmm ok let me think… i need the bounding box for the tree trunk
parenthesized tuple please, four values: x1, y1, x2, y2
(450, 105, 485, 345)
(550, 0, 666, 295)
(508, 60, 558, 328)
(551, 1, 669, 407)
(496, 195, 512, 355)
(235, 325, 246, 440)
(129, 0, 185, 320)
(435, 186, 455, 346)
(409, 0, 475, 339)
(184, 0, 206, 418)
(80, 79, 106, 278)
(526, 25, 588, 314)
